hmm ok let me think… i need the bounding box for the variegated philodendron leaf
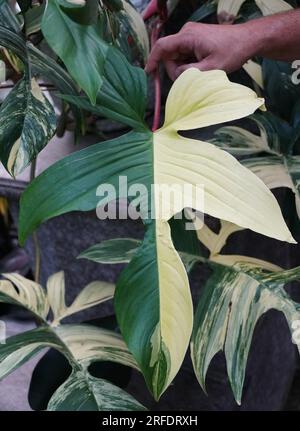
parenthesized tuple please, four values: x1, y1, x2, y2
(191, 264, 300, 404)
(47, 370, 145, 411)
(79, 223, 282, 273)
(210, 124, 270, 156)
(210, 111, 300, 217)
(46, 271, 115, 325)
(0, 76, 56, 176)
(217, 0, 292, 20)
(188, 213, 282, 271)
(243, 156, 300, 220)
(0, 273, 144, 411)
(0, 273, 49, 320)
(209, 110, 293, 157)
(0, 60, 5, 83)
(78, 239, 142, 264)
(19, 67, 295, 400)
(79, 237, 205, 273)
(118, 0, 149, 62)
(0, 324, 143, 411)
(0, 271, 114, 324)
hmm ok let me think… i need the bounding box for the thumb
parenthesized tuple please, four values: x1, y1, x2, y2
(175, 58, 216, 78)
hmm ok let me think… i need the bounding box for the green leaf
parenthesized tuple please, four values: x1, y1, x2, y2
(58, 0, 99, 25)
(61, 47, 148, 131)
(47, 370, 145, 411)
(19, 130, 152, 244)
(79, 239, 142, 264)
(189, 0, 217, 22)
(27, 44, 85, 135)
(0, 76, 56, 176)
(191, 264, 300, 404)
(41, 0, 108, 104)
(0, 0, 21, 32)
(24, 3, 46, 36)
(102, 0, 123, 12)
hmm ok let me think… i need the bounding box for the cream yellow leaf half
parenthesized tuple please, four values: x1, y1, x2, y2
(151, 219, 193, 394)
(162, 68, 265, 132)
(255, 0, 293, 16)
(155, 68, 294, 243)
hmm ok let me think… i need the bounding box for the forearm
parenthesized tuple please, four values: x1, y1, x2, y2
(241, 9, 300, 62)
(145, 8, 300, 79)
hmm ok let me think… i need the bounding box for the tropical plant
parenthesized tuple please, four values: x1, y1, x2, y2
(0, 0, 300, 411)
(0, 271, 145, 410)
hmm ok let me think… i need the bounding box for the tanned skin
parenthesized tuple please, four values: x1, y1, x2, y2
(145, 9, 300, 80)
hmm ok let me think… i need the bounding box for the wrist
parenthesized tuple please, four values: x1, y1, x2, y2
(238, 17, 279, 60)
(236, 20, 268, 61)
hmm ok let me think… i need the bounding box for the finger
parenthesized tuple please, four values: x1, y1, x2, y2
(164, 60, 179, 81)
(145, 34, 192, 74)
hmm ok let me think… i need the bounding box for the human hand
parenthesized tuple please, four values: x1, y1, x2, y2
(145, 22, 256, 80)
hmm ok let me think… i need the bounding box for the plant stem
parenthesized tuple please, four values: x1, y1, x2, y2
(151, 21, 163, 132)
(30, 160, 41, 284)
(152, 68, 161, 132)
(142, 0, 158, 20)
